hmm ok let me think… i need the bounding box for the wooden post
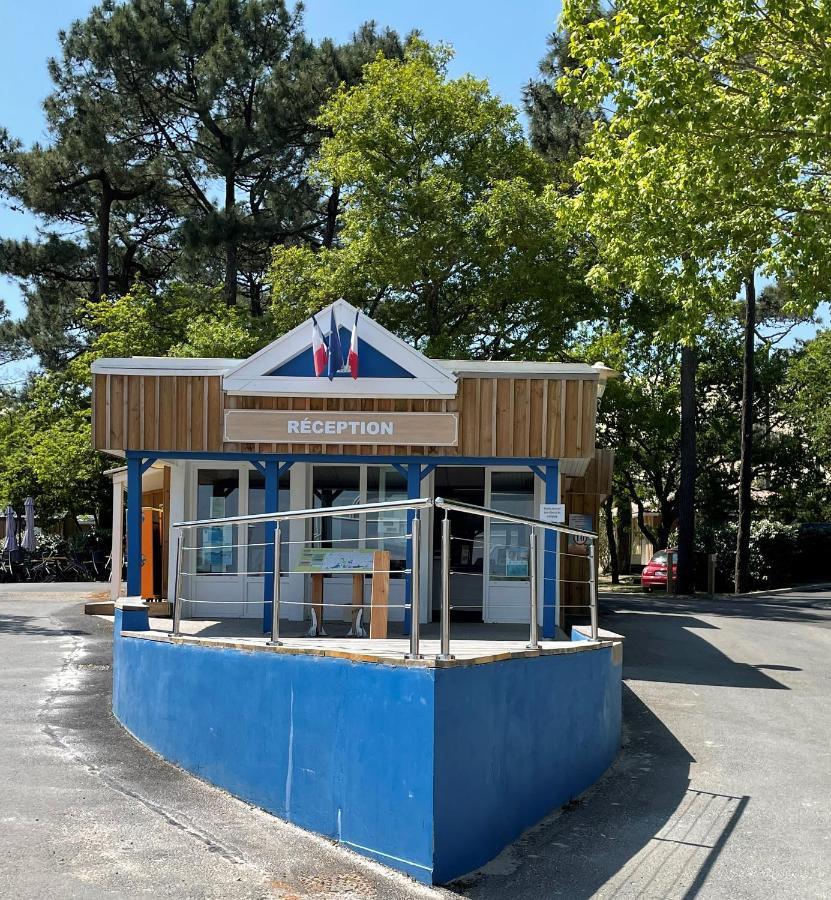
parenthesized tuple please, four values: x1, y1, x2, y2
(311, 573, 324, 634)
(110, 480, 125, 602)
(369, 550, 390, 639)
(351, 573, 364, 634)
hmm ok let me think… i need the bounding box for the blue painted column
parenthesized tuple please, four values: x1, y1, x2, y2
(126, 455, 143, 597)
(542, 462, 559, 638)
(403, 463, 422, 635)
(262, 460, 279, 634)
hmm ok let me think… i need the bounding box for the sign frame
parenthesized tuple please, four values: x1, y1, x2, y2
(224, 409, 459, 446)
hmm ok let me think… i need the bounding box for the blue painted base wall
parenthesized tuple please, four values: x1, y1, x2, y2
(113, 631, 621, 884)
(432, 649, 622, 881)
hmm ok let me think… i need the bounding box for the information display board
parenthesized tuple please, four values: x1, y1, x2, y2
(296, 547, 376, 574)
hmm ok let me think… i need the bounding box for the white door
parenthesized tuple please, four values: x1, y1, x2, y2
(484, 469, 537, 624)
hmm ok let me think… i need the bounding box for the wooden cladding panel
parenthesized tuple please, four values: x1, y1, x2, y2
(92, 373, 599, 458)
(93, 375, 224, 454)
(93, 375, 108, 449)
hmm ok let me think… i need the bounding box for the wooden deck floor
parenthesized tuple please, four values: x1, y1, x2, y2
(120, 616, 613, 667)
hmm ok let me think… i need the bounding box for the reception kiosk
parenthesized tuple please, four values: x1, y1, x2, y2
(93, 298, 615, 637)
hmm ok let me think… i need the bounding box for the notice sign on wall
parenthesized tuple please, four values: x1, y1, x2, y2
(538, 503, 566, 524)
(567, 513, 593, 556)
(224, 409, 459, 446)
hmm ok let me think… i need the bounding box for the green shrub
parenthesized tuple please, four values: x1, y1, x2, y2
(748, 520, 798, 589)
(697, 519, 800, 590)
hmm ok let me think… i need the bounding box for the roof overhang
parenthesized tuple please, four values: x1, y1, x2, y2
(91, 357, 238, 377)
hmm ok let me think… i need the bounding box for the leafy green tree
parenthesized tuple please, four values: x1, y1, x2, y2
(523, 30, 604, 186)
(65, 1, 403, 310)
(583, 326, 682, 556)
(73, 282, 271, 381)
(560, 0, 831, 591)
(0, 375, 110, 523)
(269, 40, 600, 359)
(787, 330, 831, 469)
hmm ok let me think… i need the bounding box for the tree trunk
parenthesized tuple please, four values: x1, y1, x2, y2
(676, 342, 697, 594)
(224, 173, 238, 307)
(616, 498, 632, 575)
(603, 495, 619, 584)
(250, 279, 263, 317)
(97, 182, 113, 300)
(735, 275, 756, 593)
(322, 184, 341, 249)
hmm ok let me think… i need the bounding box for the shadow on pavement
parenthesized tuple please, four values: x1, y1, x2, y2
(0, 613, 86, 637)
(598, 608, 788, 690)
(603, 591, 831, 626)
(453, 685, 749, 899)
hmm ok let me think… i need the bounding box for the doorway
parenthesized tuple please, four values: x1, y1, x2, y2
(432, 467, 485, 621)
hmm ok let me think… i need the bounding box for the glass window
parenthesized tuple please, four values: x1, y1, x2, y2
(433, 467, 486, 573)
(312, 466, 361, 547)
(247, 470, 291, 574)
(489, 471, 534, 581)
(366, 466, 408, 575)
(196, 469, 239, 574)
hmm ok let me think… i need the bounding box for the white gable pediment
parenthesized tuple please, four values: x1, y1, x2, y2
(222, 299, 458, 399)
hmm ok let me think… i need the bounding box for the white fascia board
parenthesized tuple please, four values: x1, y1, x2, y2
(223, 375, 457, 399)
(437, 360, 601, 378)
(91, 357, 240, 376)
(223, 298, 458, 390)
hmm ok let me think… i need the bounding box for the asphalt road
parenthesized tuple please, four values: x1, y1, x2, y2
(1, 585, 830, 899)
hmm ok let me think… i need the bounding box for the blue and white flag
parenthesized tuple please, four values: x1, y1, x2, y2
(327, 308, 344, 380)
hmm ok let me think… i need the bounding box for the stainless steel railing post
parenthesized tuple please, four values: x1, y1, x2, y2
(588, 540, 599, 641)
(172, 529, 183, 637)
(437, 513, 454, 660)
(527, 528, 539, 650)
(406, 516, 422, 659)
(268, 525, 282, 646)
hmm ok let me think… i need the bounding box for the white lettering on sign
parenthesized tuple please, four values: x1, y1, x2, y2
(538, 503, 566, 524)
(224, 410, 459, 446)
(284, 418, 395, 436)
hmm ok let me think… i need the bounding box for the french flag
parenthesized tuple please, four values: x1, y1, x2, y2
(311, 314, 327, 377)
(348, 310, 359, 379)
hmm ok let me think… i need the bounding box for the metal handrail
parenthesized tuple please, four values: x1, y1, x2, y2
(434, 497, 598, 540)
(434, 496, 598, 645)
(170, 495, 600, 655)
(173, 497, 431, 530)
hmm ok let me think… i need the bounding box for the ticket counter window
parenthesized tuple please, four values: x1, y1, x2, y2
(433, 467, 486, 618)
(312, 466, 360, 546)
(366, 466, 407, 575)
(247, 471, 291, 573)
(196, 469, 239, 574)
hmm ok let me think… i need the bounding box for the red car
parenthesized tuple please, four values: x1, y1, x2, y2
(641, 549, 678, 591)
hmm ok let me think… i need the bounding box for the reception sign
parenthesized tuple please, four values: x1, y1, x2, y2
(225, 409, 459, 446)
